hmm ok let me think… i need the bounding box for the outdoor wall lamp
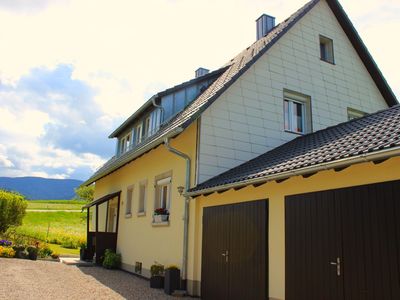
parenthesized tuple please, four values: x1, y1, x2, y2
(177, 186, 185, 196)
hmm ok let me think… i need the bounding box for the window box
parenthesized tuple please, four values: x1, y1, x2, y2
(154, 214, 169, 223)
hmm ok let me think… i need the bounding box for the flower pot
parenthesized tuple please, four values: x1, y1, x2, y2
(154, 214, 169, 223)
(164, 268, 180, 295)
(27, 249, 38, 261)
(80, 248, 86, 260)
(150, 275, 164, 288)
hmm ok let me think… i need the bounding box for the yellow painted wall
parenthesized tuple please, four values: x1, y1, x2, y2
(189, 156, 400, 299)
(93, 122, 198, 275)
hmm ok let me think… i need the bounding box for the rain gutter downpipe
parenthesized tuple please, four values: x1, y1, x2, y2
(164, 135, 191, 290)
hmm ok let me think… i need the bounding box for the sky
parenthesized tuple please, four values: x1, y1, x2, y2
(0, 0, 398, 181)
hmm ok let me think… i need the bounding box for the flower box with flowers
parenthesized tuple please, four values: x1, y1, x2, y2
(153, 208, 169, 223)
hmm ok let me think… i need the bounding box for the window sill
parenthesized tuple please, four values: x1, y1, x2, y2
(284, 129, 305, 136)
(152, 221, 170, 227)
(320, 58, 335, 65)
(137, 212, 146, 217)
(125, 213, 132, 218)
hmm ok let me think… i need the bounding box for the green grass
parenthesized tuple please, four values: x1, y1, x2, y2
(27, 200, 86, 210)
(48, 243, 79, 256)
(14, 211, 86, 248)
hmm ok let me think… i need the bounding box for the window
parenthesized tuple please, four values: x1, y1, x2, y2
(155, 177, 171, 210)
(283, 90, 312, 134)
(135, 123, 143, 145)
(320, 35, 334, 64)
(144, 116, 151, 139)
(126, 186, 133, 216)
(119, 132, 132, 155)
(347, 107, 366, 120)
(138, 181, 147, 214)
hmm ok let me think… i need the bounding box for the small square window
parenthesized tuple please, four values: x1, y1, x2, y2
(283, 90, 311, 134)
(347, 107, 366, 120)
(320, 35, 334, 64)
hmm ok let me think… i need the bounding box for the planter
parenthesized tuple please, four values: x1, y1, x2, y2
(154, 214, 169, 223)
(80, 248, 90, 261)
(164, 268, 180, 295)
(27, 248, 38, 261)
(150, 275, 164, 288)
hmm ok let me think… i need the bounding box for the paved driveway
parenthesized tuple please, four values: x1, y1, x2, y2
(0, 258, 190, 299)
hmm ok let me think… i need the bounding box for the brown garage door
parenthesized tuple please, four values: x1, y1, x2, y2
(285, 180, 400, 300)
(201, 199, 268, 300)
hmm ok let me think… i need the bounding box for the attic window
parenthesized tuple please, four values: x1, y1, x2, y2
(319, 35, 334, 64)
(347, 107, 366, 120)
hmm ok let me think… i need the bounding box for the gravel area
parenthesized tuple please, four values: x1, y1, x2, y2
(0, 258, 191, 300)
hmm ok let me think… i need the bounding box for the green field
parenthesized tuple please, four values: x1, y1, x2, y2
(27, 200, 86, 210)
(10, 200, 88, 256)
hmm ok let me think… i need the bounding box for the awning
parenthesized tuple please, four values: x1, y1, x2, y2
(82, 191, 121, 209)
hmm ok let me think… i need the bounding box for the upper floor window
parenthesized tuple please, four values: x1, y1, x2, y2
(135, 123, 143, 145)
(347, 107, 366, 120)
(144, 116, 151, 139)
(320, 35, 334, 64)
(284, 90, 312, 135)
(120, 132, 132, 155)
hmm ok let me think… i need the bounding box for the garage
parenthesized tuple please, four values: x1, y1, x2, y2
(201, 199, 268, 300)
(285, 180, 400, 300)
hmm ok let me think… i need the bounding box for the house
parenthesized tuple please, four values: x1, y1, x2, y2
(82, 0, 399, 298)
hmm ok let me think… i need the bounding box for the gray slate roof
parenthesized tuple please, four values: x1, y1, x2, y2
(84, 0, 397, 186)
(188, 105, 400, 195)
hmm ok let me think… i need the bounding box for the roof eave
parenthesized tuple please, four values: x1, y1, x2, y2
(83, 126, 184, 186)
(186, 146, 400, 197)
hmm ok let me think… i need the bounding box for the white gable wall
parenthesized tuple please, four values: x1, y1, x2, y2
(197, 0, 388, 183)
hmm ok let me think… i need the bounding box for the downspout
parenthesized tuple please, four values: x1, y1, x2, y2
(164, 137, 191, 290)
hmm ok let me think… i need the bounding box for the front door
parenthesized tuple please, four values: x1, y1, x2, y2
(285, 180, 400, 300)
(201, 199, 268, 300)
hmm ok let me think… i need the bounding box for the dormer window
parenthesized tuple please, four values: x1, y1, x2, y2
(119, 132, 132, 155)
(135, 123, 143, 145)
(144, 116, 151, 139)
(320, 35, 334, 64)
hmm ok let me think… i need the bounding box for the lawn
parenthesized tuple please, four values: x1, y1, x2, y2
(27, 200, 86, 210)
(14, 211, 86, 249)
(48, 243, 80, 256)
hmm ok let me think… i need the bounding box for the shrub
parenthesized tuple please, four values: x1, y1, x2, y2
(0, 246, 15, 258)
(51, 252, 60, 259)
(102, 249, 121, 269)
(60, 236, 78, 249)
(74, 185, 94, 202)
(0, 190, 27, 234)
(38, 243, 53, 258)
(150, 263, 165, 276)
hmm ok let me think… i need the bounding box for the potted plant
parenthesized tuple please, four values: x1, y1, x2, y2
(150, 263, 165, 288)
(27, 246, 38, 261)
(102, 249, 121, 269)
(78, 240, 88, 261)
(164, 265, 180, 295)
(153, 208, 169, 223)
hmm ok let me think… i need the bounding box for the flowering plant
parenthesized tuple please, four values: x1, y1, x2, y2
(154, 208, 169, 215)
(0, 240, 12, 247)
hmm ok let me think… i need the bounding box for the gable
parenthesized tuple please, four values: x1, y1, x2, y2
(196, 0, 390, 184)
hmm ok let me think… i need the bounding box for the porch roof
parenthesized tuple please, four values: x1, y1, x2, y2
(83, 191, 121, 209)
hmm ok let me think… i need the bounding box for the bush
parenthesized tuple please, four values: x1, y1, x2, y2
(102, 249, 121, 269)
(51, 252, 60, 259)
(0, 246, 15, 258)
(0, 190, 27, 234)
(38, 243, 53, 258)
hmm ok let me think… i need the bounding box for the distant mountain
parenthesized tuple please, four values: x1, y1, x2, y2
(0, 177, 83, 200)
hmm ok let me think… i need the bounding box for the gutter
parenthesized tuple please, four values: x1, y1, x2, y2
(82, 127, 184, 187)
(163, 137, 191, 290)
(186, 146, 400, 197)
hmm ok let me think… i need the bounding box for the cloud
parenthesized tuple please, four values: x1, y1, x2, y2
(0, 64, 122, 180)
(0, 0, 68, 13)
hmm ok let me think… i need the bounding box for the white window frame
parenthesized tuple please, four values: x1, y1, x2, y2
(144, 116, 151, 139)
(120, 132, 132, 155)
(138, 180, 147, 215)
(135, 123, 143, 145)
(125, 185, 134, 217)
(284, 98, 306, 134)
(155, 177, 171, 210)
(347, 107, 366, 120)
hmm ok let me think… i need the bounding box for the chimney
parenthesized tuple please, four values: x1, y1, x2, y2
(256, 14, 275, 40)
(195, 67, 209, 78)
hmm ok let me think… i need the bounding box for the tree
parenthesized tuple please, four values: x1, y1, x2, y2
(0, 189, 28, 234)
(74, 185, 94, 202)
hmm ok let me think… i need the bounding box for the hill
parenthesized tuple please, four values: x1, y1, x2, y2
(0, 177, 83, 200)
